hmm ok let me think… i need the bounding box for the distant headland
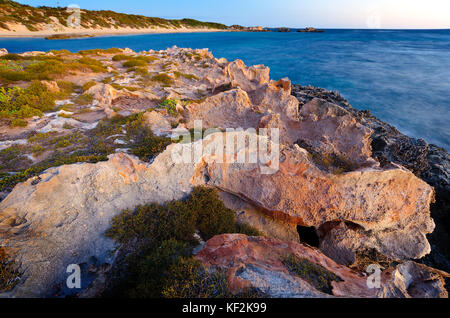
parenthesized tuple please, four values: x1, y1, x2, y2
(0, 1, 324, 38)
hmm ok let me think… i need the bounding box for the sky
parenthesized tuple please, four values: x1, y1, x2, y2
(17, 0, 450, 29)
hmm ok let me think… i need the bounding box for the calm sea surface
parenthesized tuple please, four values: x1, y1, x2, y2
(1, 29, 449, 150)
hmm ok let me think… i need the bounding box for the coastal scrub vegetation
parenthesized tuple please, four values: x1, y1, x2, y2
(282, 254, 341, 294)
(174, 71, 199, 81)
(103, 186, 261, 298)
(0, 112, 172, 192)
(0, 81, 59, 126)
(151, 73, 174, 86)
(0, 53, 106, 83)
(158, 98, 178, 116)
(0, 1, 228, 31)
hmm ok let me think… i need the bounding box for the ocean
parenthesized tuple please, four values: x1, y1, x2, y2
(1, 29, 449, 150)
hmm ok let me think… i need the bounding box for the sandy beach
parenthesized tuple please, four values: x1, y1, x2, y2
(0, 24, 231, 38)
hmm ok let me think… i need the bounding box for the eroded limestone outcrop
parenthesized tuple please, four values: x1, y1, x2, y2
(0, 151, 199, 297)
(195, 234, 449, 298)
(0, 47, 447, 297)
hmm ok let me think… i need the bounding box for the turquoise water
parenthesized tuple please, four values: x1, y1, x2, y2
(1, 30, 449, 150)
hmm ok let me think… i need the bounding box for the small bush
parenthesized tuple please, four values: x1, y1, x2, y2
(0, 81, 60, 126)
(78, 57, 107, 73)
(162, 257, 233, 298)
(159, 99, 178, 116)
(122, 59, 147, 68)
(282, 254, 341, 294)
(112, 54, 128, 61)
(56, 80, 77, 97)
(82, 81, 97, 92)
(104, 186, 261, 298)
(74, 93, 94, 105)
(174, 71, 199, 81)
(151, 73, 173, 86)
(124, 113, 172, 162)
(0, 53, 25, 61)
(10, 118, 27, 127)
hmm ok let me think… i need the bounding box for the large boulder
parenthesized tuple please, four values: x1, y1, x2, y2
(0, 129, 437, 296)
(195, 234, 448, 298)
(200, 133, 435, 261)
(0, 151, 200, 297)
(223, 59, 270, 92)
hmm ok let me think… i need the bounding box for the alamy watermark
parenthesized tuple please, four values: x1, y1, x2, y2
(170, 121, 280, 175)
(366, 264, 381, 289)
(66, 264, 81, 289)
(66, 4, 81, 28)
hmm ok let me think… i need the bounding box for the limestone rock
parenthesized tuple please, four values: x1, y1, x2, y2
(0, 129, 438, 297)
(203, 135, 435, 261)
(185, 88, 260, 129)
(223, 60, 270, 92)
(195, 234, 449, 298)
(85, 83, 117, 107)
(42, 81, 60, 92)
(0, 151, 199, 297)
(143, 111, 171, 136)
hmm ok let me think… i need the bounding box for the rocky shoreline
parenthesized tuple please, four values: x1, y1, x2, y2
(291, 84, 450, 278)
(0, 47, 448, 298)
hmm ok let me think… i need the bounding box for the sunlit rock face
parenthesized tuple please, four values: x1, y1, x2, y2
(195, 234, 448, 298)
(0, 47, 444, 297)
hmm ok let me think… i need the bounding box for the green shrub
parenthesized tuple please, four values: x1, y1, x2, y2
(78, 57, 107, 73)
(112, 54, 128, 61)
(74, 93, 93, 105)
(162, 257, 233, 298)
(56, 80, 77, 97)
(106, 201, 197, 245)
(158, 99, 178, 116)
(104, 186, 262, 298)
(10, 118, 27, 127)
(0, 53, 24, 61)
(82, 81, 97, 92)
(134, 67, 148, 77)
(122, 59, 147, 68)
(174, 71, 199, 81)
(0, 144, 30, 171)
(282, 254, 341, 294)
(151, 73, 173, 86)
(0, 81, 59, 126)
(124, 114, 172, 162)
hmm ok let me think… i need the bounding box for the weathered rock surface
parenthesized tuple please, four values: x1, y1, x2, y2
(143, 111, 172, 136)
(195, 234, 449, 298)
(0, 48, 447, 298)
(292, 83, 450, 279)
(86, 83, 158, 117)
(0, 151, 199, 297)
(203, 136, 435, 261)
(0, 128, 440, 296)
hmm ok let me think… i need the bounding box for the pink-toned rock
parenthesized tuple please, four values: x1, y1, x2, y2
(204, 137, 435, 261)
(195, 234, 448, 298)
(143, 111, 172, 136)
(42, 80, 60, 92)
(185, 88, 260, 129)
(223, 59, 270, 92)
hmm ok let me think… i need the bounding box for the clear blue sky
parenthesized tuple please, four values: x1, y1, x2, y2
(17, 0, 450, 29)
